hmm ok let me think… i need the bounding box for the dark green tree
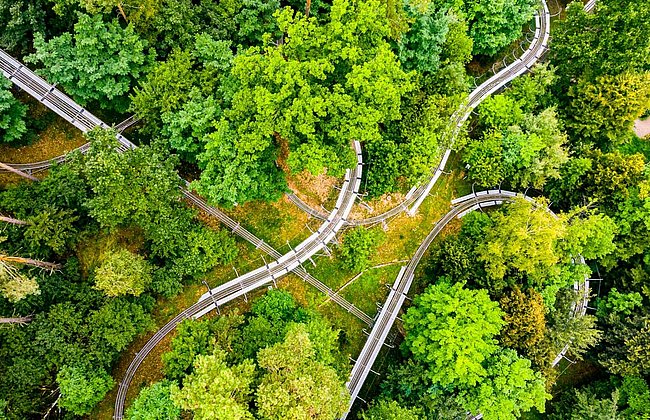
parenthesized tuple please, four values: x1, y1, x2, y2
(26, 13, 152, 112)
(125, 380, 180, 420)
(0, 78, 27, 143)
(56, 363, 114, 415)
(339, 227, 384, 272)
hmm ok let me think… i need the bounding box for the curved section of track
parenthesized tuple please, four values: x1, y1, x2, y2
(114, 142, 365, 419)
(4, 0, 550, 225)
(342, 190, 591, 418)
(287, 0, 552, 225)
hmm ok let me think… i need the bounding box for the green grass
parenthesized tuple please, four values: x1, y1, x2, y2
(340, 265, 402, 315)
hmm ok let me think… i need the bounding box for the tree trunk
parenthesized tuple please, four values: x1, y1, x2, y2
(0, 162, 38, 182)
(0, 316, 32, 325)
(0, 215, 28, 226)
(0, 255, 61, 270)
(116, 3, 128, 22)
(305, 0, 311, 17)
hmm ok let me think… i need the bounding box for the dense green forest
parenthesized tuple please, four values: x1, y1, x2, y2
(0, 0, 649, 418)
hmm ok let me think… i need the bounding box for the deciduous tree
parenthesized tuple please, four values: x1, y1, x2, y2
(403, 280, 505, 387)
(27, 13, 152, 112)
(0, 78, 27, 143)
(499, 287, 546, 352)
(339, 227, 384, 272)
(456, 349, 549, 419)
(56, 363, 114, 415)
(256, 324, 349, 420)
(93, 248, 153, 297)
(171, 350, 255, 420)
(125, 380, 180, 420)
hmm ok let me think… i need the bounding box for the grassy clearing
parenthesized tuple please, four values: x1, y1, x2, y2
(0, 115, 86, 164)
(309, 153, 471, 312)
(220, 194, 313, 250)
(0, 111, 87, 187)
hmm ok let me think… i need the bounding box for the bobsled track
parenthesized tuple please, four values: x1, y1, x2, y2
(0, 0, 600, 418)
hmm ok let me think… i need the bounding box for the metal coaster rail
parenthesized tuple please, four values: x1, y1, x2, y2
(342, 190, 592, 419)
(0, 0, 599, 417)
(0, 48, 375, 419)
(344, 2, 596, 416)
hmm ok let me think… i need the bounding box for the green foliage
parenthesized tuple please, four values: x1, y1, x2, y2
(552, 0, 650, 83)
(256, 324, 349, 420)
(339, 227, 384, 272)
(463, 129, 505, 186)
(0, 78, 27, 143)
(599, 312, 650, 377)
(560, 212, 618, 261)
(475, 198, 563, 288)
(54, 0, 161, 24)
(0, 265, 40, 303)
(163, 315, 243, 381)
(24, 207, 78, 256)
(463, 0, 536, 56)
(456, 348, 549, 419)
(506, 63, 556, 113)
(552, 0, 650, 147)
(478, 93, 524, 130)
(620, 376, 650, 418)
(571, 389, 621, 420)
(171, 349, 255, 420)
(93, 248, 153, 297)
(235, 0, 281, 45)
(26, 13, 152, 112)
(233, 289, 311, 360)
(398, 4, 449, 74)
(77, 128, 237, 281)
(360, 399, 422, 420)
(403, 280, 505, 387)
(566, 72, 650, 149)
(532, 289, 601, 366)
(0, 0, 70, 55)
(427, 235, 484, 284)
(468, 89, 569, 189)
(499, 287, 546, 353)
(125, 380, 180, 420)
(597, 288, 643, 318)
(195, 0, 414, 205)
(130, 49, 196, 129)
(287, 141, 349, 177)
(88, 297, 153, 359)
(160, 90, 221, 163)
(80, 128, 179, 229)
(56, 364, 114, 415)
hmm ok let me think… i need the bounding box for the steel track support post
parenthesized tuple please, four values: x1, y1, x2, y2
(202, 280, 220, 315)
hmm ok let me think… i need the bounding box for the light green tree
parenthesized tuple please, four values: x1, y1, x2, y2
(256, 324, 349, 420)
(360, 399, 421, 420)
(93, 248, 153, 297)
(126, 380, 180, 420)
(464, 0, 536, 56)
(56, 364, 114, 416)
(475, 198, 563, 285)
(171, 350, 255, 420)
(26, 13, 152, 112)
(194, 0, 414, 206)
(457, 349, 549, 419)
(402, 280, 505, 387)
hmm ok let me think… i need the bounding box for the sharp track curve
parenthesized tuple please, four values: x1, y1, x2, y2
(342, 190, 591, 418)
(0, 0, 598, 417)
